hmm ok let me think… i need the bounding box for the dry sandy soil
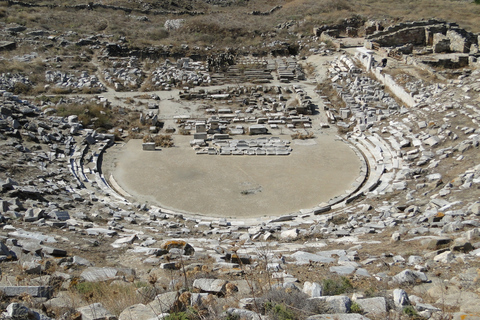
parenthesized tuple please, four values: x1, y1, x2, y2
(104, 133, 361, 218)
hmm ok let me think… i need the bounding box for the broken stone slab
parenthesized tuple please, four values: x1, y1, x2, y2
(72, 256, 94, 267)
(290, 251, 335, 264)
(355, 268, 370, 277)
(4, 303, 31, 320)
(330, 265, 356, 275)
(392, 269, 428, 284)
(354, 297, 387, 315)
(22, 261, 42, 274)
(313, 203, 332, 215)
(426, 173, 442, 181)
(193, 278, 227, 295)
(111, 234, 138, 248)
(280, 228, 299, 240)
(23, 208, 45, 222)
(225, 308, 262, 320)
(8, 229, 56, 243)
(86, 228, 117, 236)
(48, 210, 70, 221)
(160, 239, 195, 255)
(147, 291, 178, 314)
(433, 251, 455, 263)
(268, 215, 295, 223)
(303, 281, 322, 297)
(425, 238, 452, 250)
(118, 303, 158, 320)
(0, 286, 52, 298)
(415, 302, 441, 312)
(393, 289, 410, 308)
(306, 315, 371, 320)
(80, 267, 134, 282)
(77, 303, 117, 320)
(42, 246, 67, 257)
(308, 296, 352, 313)
(0, 242, 14, 257)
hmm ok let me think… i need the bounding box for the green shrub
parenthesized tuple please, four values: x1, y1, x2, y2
(55, 102, 113, 130)
(265, 302, 295, 320)
(75, 281, 102, 295)
(164, 312, 189, 320)
(350, 302, 363, 314)
(322, 276, 353, 296)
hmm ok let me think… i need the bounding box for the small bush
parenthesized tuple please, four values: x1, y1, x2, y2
(143, 134, 174, 148)
(265, 302, 295, 320)
(291, 131, 315, 140)
(12, 82, 33, 95)
(262, 288, 326, 319)
(179, 128, 190, 135)
(350, 302, 363, 314)
(322, 276, 353, 296)
(71, 281, 145, 316)
(55, 102, 113, 130)
(164, 312, 189, 320)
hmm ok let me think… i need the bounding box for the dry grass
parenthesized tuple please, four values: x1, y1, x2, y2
(143, 134, 174, 148)
(65, 280, 149, 316)
(291, 131, 315, 140)
(3, 0, 480, 56)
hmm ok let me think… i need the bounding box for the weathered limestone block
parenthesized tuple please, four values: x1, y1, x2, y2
(354, 297, 387, 315)
(118, 304, 157, 320)
(303, 281, 323, 297)
(147, 291, 178, 314)
(193, 278, 228, 295)
(0, 286, 52, 298)
(392, 269, 428, 284)
(447, 29, 472, 53)
(160, 239, 195, 255)
(77, 303, 117, 320)
(433, 33, 451, 53)
(308, 296, 352, 313)
(393, 289, 410, 308)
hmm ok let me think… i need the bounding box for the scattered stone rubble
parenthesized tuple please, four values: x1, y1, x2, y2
(0, 73, 33, 92)
(148, 58, 211, 90)
(328, 55, 400, 131)
(102, 57, 145, 91)
(45, 70, 106, 92)
(195, 137, 291, 156)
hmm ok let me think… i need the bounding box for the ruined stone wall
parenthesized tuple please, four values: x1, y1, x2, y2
(372, 26, 427, 47)
(365, 19, 478, 54)
(366, 19, 446, 40)
(447, 28, 477, 53)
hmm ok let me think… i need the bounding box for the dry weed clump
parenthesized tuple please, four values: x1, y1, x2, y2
(143, 134, 174, 148)
(291, 131, 315, 140)
(68, 280, 147, 316)
(55, 102, 114, 130)
(261, 288, 326, 319)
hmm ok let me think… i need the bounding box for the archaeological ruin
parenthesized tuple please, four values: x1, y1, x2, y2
(1, 1, 480, 319)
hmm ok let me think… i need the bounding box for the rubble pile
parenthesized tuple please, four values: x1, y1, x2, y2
(102, 57, 145, 91)
(148, 58, 211, 90)
(0, 73, 33, 92)
(45, 70, 106, 92)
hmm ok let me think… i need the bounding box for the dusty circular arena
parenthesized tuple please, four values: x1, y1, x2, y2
(104, 133, 362, 218)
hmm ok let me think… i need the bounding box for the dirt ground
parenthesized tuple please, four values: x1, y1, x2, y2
(104, 133, 361, 218)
